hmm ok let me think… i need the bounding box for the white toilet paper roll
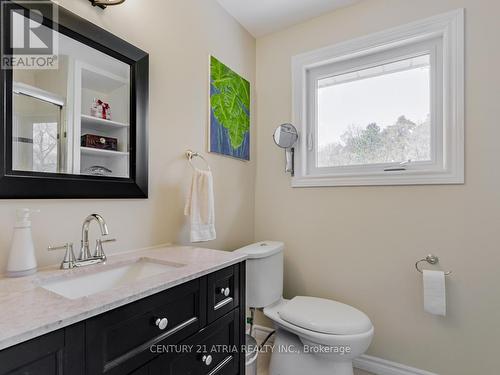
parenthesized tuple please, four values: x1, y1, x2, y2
(423, 270, 446, 316)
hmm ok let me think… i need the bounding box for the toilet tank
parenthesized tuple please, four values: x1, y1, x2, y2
(234, 241, 284, 309)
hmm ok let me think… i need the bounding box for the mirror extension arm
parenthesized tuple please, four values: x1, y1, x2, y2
(273, 123, 298, 177)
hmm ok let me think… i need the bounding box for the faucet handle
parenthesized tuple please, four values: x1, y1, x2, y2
(48, 243, 76, 270)
(94, 237, 116, 260)
(48, 243, 72, 251)
(100, 237, 117, 244)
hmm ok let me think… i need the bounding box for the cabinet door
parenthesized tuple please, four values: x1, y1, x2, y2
(0, 323, 84, 375)
(152, 309, 240, 375)
(207, 265, 239, 323)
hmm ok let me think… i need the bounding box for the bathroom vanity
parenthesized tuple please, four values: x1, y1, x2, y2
(0, 246, 246, 375)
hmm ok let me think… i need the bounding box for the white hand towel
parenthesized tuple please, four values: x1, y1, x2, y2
(423, 270, 446, 316)
(184, 168, 216, 242)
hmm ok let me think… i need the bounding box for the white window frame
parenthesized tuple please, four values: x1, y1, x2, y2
(291, 9, 464, 187)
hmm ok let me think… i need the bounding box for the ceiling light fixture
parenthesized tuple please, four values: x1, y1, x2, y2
(89, 0, 126, 9)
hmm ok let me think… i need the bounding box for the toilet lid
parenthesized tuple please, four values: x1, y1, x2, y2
(278, 296, 372, 335)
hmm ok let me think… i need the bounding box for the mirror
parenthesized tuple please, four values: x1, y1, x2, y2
(273, 124, 298, 176)
(273, 123, 298, 149)
(0, 2, 149, 198)
(12, 18, 130, 178)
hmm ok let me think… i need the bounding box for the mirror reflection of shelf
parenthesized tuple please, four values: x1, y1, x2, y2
(80, 147, 129, 178)
(74, 59, 130, 179)
(81, 114, 129, 129)
(81, 65, 128, 92)
(80, 114, 129, 154)
(81, 65, 129, 125)
(80, 147, 129, 157)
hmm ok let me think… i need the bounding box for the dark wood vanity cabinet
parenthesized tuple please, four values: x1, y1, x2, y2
(0, 262, 245, 375)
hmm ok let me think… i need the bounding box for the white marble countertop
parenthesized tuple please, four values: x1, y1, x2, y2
(0, 244, 246, 351)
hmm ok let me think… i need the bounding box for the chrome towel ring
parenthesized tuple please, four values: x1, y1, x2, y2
(186, 150, 211, 171)
(415, 254, 452, 276)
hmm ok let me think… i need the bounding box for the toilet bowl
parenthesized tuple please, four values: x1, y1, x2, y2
(264, 298, 373, 375)
(235, 242, 373, 375)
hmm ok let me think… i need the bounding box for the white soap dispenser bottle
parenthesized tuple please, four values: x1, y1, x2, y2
(6, 208, 39, 277)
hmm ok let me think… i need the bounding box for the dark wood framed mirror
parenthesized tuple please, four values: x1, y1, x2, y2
(0, 0, 148, 198)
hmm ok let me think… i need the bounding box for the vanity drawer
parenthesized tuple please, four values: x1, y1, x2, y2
(152, 309, 240, 375)
(86, 278, 207, 375)
(207, 265, 240, 323)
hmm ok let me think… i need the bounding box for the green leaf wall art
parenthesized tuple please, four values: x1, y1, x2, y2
(209, 56, 250, 160)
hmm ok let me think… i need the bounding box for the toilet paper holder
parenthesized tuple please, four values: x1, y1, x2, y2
(415, 255, 452, 276)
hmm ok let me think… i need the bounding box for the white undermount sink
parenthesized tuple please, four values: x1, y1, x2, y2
(40, 258, 185, 300)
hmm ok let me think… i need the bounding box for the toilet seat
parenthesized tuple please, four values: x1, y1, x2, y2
(278, 296, 372, 335)
(264, 298, 374, 348)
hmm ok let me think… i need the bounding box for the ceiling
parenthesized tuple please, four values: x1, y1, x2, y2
(217, 0, 360, 37)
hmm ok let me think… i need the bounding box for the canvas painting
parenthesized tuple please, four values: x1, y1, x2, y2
(209, 56, 250, 161)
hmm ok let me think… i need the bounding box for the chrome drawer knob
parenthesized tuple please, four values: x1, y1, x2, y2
(202, 354, 213, 366)
(155, 317, 168, 330)
(220, 287, 230, 297)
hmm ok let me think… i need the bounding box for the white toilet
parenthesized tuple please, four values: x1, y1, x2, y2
(235, 241, 374, 375)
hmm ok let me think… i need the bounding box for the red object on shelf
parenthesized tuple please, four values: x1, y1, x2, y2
(96, 99, 111, 120)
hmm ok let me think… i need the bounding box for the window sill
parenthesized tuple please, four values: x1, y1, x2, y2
(291, 170, 464, 187)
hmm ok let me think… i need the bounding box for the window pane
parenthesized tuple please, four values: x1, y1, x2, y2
(33, 122, 59, 173)
(13, 93, 61, 173)
(317, 55, 431, 168)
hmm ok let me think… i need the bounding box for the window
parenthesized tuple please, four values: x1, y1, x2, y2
(317, 55, 431, 168)
(12, 92, 63, 174)
(291, 10, 464, 187)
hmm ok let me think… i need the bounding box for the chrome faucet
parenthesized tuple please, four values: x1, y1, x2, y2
(79, 214, 109, 260)
(48, 213, 116, 269)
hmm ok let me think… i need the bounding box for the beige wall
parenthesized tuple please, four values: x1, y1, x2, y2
(3, 1, 499, 373)
(0, 0, 256, 272)
(255, 1, 500, 374)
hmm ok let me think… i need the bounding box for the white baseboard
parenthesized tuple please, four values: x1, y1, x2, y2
(354, 355, 438, 375)
(251, 325, 438, 375)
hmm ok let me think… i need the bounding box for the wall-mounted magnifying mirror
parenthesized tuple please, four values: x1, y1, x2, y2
(273, 123, 298, 176)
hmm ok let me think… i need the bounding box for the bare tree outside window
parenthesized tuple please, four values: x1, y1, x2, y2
(32, 122, 58, 172)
